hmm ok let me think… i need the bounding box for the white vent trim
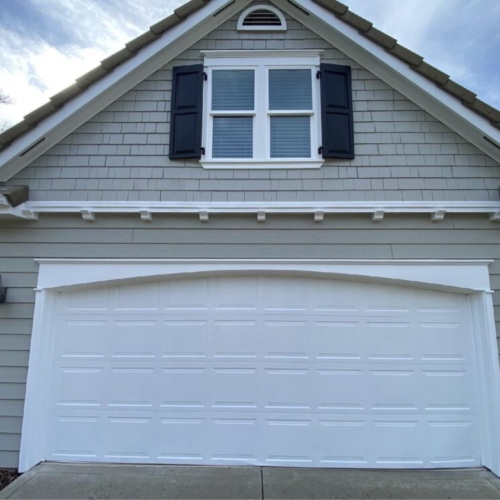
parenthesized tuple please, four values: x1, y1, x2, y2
(237, 5, 287, 31)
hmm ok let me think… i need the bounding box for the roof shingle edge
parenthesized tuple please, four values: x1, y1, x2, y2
(0, 0, 498, 153)
(317, 0, 500, 128)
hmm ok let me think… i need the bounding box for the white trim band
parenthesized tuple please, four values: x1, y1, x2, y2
(32, 258, 494, 293)
(2, 201, 500, 221)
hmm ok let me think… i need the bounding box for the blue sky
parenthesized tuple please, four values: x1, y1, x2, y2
(0, 0, 499, 126)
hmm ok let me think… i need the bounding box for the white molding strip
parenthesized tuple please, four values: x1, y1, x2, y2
(33, 258, 494, 292)
(1, 200, 500, 221)
(201, 49, 323, 59)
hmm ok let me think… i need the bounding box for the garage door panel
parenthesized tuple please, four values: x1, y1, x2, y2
(317, 418, 369, 466)
(263, 418, 313, 464)
(158, 367, 206, 409)
(366, 321, 414, 361)
(61, 320, 107, 358)
(161, 279, 209, 311)
(51, 362, 478, 415)
(210, 320, 259, 359)
(210, 368, 258, 410)
(52, 416, 99, 459)
(48, 275, 481, 469)
(370, 369, 419, 412)
(373, 418, 425, 466)
(210, 277, 259, 311)
(111, 320, 157, 358)
(418, 323, 473, 362)
(312, 287, 358, 313)
(264, 369, 311, 410)
(423, 368, 476, 412)
(103, 416, 152, 460)
(427, 416, 479, 466)
(157, 417, 205, 462)
(162, 320, 207, 359)
(264, 320, 310, 360)
(46, 413, 482, 467)
(107, 368, 155, 408)
(315, 369, 365, 412)
(60, 288, 110, 312)
(56, 367, 103, 408)
(208, 418, 259, 463)
(114, 282, 159, 311)
(313, 321, 362, 360)
(262, 278, 309, 312)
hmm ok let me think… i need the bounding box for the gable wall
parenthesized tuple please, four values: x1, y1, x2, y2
(7, 10, 500, 201)
(1, 7, 500, 470)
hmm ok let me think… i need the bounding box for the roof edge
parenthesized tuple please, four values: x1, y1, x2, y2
(0, 0, 212, 152)
(312, 0, 500, 128)
(0, 0, 499, 173)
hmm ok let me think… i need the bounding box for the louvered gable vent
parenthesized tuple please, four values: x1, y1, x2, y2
(243, 9, 281, 26)
(237, 5, 287, 31)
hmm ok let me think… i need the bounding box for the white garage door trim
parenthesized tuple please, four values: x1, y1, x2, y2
(20, 259, 500, 475)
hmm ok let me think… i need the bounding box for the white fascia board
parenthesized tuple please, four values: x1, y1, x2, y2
(274, 0, 500, 163)
(34, 258, 493, 294)
(3, 200, 500, 220)
(0, 0, 253, 182)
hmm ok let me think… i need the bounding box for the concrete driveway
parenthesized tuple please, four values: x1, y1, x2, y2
(2, 463, 500, 499)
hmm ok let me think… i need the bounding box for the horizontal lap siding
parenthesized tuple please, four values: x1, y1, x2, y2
(7, 13, 500, 202)
(0, 260, 37, 467)
(1, 213, 500, 468)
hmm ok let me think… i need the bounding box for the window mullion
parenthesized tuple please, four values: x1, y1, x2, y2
(204, 67, 213, 159)
(312, 66, 321, 159)
(254, 64, 267, 160)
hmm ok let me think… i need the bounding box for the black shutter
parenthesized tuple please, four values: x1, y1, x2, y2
(320, 63, 354, 159)
(169, 64, 204, 159)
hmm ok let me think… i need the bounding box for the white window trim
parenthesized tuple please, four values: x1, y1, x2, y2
(18, 258, 500, 477)
(201, 50, 324, 170)
(237, 5, 287, 31)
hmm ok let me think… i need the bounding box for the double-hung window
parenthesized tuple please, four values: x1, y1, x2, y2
(202, 50, 323, 169)
(168, 51, 354, 165)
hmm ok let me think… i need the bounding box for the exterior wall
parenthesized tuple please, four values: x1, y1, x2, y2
(1, 213, 500, 468)
(7, 11, 500, 202)
(2, 4, 500, 470)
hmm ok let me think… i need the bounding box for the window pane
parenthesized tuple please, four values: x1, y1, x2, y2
(212, 70, 254, 110)
(270, 116, 310, 158)
(213, 117, 253, 158)
(269, 69, 312, 110)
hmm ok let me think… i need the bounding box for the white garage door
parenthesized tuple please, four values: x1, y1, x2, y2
(47, 275, 480, 468)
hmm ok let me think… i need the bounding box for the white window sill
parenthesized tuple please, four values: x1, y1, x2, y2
(200, 159, 324, 170)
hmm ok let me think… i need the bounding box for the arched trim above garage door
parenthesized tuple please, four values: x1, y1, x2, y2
(19, 259, 500, 476)
(33, 258, 494, 293)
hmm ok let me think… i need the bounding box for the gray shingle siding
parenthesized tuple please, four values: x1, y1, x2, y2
(8, 12, 500, 201)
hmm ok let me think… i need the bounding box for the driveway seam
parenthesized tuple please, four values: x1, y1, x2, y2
(260, 467, 264, 500)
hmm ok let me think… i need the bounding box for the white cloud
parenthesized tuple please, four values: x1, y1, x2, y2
(0, 0, 185, 125)
(343, 0, 500, 108)
(343, 0, 447, 50)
